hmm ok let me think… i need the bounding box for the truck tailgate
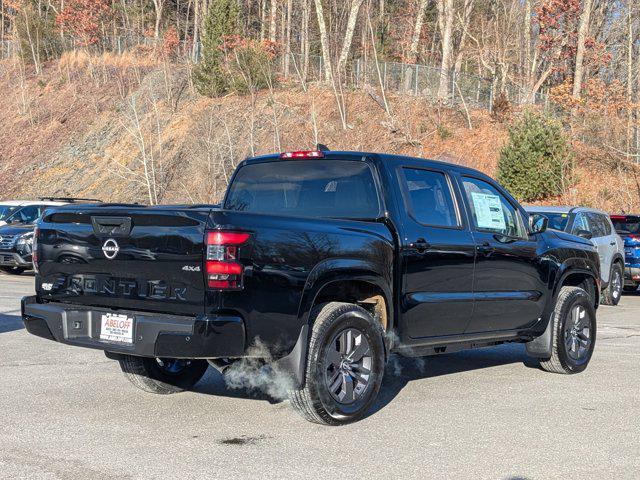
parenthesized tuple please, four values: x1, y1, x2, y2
(36, 206, 210, 316)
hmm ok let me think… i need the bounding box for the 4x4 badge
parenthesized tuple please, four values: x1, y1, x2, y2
(102, 238, 120, 260)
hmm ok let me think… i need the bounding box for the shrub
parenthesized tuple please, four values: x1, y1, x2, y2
(192, 0, 239, 97)
(221, 35, 278, 94)
(497, 110, 573, 202)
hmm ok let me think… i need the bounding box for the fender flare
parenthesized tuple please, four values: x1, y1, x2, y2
(274, 260, 392, 388)
(526, 266, 598, 358)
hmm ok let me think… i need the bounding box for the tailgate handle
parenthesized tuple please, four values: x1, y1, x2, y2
(91, 216, 132, 236)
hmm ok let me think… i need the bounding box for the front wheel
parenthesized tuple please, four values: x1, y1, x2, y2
(540, 286, 596, 374)
(289, 302, 386, 425)
(601, 263, 623, 306)
(118, 355, 208, 394)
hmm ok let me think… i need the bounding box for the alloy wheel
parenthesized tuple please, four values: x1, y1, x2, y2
(564, 305, 591, 362)
(324, 328, 372, 405)
(611, 270, 622, 300)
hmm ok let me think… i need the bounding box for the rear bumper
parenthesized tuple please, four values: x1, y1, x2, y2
(21, 296, 245, 359)
(0, 251, 31, 268)
(623, 266, 640, 286)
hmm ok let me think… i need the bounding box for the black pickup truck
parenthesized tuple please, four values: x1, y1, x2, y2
(23, 150, 600, 425)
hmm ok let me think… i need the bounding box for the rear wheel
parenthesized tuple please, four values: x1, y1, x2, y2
(289, 302, 385, 425)
(540, 286, 596, 374)
(118, 355, 208, 394)
(601, 263, 623, 306)
(0, 266, 26, 275)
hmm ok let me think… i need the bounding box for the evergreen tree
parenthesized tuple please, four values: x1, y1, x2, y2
(497, 110, 573, 202)
(192, 0, 239, 97)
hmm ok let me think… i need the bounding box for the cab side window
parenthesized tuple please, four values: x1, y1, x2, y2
(401, 168, 459, 227)
(462, 177, 526, 238)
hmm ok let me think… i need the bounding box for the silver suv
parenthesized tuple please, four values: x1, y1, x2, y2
(525, 206, 625, 306)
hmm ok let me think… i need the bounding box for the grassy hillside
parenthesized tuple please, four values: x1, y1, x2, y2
(1, 52, 638, 211)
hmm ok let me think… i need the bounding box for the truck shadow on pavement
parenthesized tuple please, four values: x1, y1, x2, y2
(369, 343, 540, 417)
(192, 342, 540, 410)
(0, 312, 24, 334)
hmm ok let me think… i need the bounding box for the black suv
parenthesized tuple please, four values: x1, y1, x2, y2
(0, 198, 100, 274)
(23, 151, 600, 425)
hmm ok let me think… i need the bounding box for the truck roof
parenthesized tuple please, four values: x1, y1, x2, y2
(243, 150, 490, 178)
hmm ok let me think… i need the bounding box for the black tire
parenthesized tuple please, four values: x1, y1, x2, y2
(601, 263, 623, 306)
(540, 286, 596, 374)
(118, 355, 208, 394)
(289, 302, 386, 426)
(0, 266, 26, 275)
(623, 285, 638, 293)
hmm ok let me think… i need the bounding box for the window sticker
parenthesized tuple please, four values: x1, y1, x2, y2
(471, 192, 506, 230)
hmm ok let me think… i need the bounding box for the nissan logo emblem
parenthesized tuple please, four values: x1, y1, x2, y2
(102, 238, 120, 260)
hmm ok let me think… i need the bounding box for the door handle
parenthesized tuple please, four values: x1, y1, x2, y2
(476, 242, 496, 255)
(410, 238, 430, 253)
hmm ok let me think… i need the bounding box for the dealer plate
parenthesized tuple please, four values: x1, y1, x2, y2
(100, 313, 134, 344)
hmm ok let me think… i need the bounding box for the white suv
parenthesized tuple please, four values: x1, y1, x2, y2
(525, 206, 625, 306)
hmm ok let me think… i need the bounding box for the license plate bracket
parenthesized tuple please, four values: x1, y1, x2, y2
(100, 313, 134, 344)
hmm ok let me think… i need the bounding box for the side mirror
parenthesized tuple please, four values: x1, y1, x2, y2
(529, 213, 548, 235)
(576, 229, 593, 240)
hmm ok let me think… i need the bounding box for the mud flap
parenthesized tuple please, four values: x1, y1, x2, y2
(525, 317, 553, 358)
(273, 325, 309, 388)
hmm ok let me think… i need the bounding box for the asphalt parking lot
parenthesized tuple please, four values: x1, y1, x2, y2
(1, 273, 639, 480)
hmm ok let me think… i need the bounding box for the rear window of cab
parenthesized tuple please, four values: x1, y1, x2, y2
(224, 160, 381, 219)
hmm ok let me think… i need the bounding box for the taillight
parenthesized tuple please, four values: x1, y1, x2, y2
(32, 227, 40, 274)
(205, 231, 250, 289)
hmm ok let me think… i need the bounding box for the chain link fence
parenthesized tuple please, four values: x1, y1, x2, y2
(1, 37, 548, 111)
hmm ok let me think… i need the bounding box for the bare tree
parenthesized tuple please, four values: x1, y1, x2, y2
(337, 0, 365, 74)
(573, 0, 593, 98)
(313, 0, 333, 83)
(269, 0, 277, 41)
(152, 0, 165, 38)
(437, 0, 454, 99)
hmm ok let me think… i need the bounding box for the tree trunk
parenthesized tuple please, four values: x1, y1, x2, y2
(524, 0, 532, 87)
(408, 0, 428, 64)
(453, 0, 474, 76)
(192, 0, 201, 60)
(572, 0, 593, 98)
(402, 0, 429, 92)
(153, 0, 164, 38)
(284, 0, 292, 75)
(269, 0, 277, 42)
(437, 0, 454, 99)
(260, 0, 267, 40)
(301, 0, 310, 80)
(338, 0, 364, 73)
(337, 0, 364, 74)
(626, 2, 633, 161)
(313, 0, 334, 83)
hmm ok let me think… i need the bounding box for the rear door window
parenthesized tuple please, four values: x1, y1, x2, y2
(225, 160, 380, 219)
(586, 213, 606, 238)
(400, 168, 459, 227)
